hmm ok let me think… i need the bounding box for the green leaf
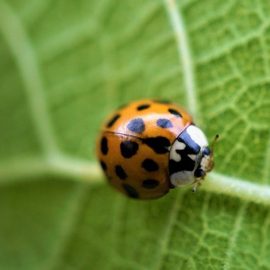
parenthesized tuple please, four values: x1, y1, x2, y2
(1, 0, 270, 269)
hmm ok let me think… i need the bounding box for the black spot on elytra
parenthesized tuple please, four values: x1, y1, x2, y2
(168, 108, 182, 118)
(100, 160, 107, 171)
(115, 165, 127, 180)
(142, 159, 159, 171)
(101, 137, 108, 155)
(137, 104, 150, 111)
(122, 184, 139, 198)
(157, 118, 173, 128)
(106, 114, 120, 128)
(142, 179, 160, 189)
(143, 136, 170, 154)
(120, 140, 139, 158)
(127, 118, 145, 133)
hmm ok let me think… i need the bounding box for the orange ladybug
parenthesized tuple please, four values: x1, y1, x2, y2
(96, 99, 214, 199)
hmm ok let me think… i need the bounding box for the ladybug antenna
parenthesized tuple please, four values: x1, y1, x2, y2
(210, 134, 219, 154)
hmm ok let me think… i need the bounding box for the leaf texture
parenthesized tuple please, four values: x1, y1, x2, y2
(0, 0, 270, 269)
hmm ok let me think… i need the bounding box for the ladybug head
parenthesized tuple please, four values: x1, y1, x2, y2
(169, 125, 216, 190)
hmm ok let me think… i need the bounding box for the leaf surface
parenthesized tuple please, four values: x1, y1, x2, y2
(1, 0, 270, 269)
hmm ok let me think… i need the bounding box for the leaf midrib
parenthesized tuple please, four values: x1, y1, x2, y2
(1, 157, 270, 205)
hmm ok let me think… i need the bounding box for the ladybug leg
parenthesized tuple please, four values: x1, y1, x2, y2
(192, 178, 204, 192)
(192, 182, 199, 192)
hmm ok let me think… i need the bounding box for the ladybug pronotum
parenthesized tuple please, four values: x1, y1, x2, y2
(96, 99, 215, 199)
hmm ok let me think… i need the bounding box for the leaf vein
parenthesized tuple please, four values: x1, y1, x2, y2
(164, 0, 199, 122)
(153, 192, 183, 270)
(0, 0, 59, 156)
(45, 185, 90, 270)
(223, 203, 247, 270)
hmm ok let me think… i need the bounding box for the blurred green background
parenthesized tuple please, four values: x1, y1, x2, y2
(1, 0, 270, 269)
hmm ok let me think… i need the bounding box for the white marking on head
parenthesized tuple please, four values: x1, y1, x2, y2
(186, 125, 208, 148)
(170, 171, 195, 186)
(188, 154, 196, 161)
(178, 142, 186, 150)
(170, 141, 185, 162)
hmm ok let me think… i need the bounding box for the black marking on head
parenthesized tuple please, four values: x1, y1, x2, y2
(122, 184, 139, 198)
(194, 168, 205, 178)
(169, 128, 202, 176)
(168, 108, 182, 118)
(115, 165, 127, 180)
(120, 140, 139, 158)
(169, 156, 195, 175)
(157, 118, 173, 128)
(142, 159, 159, 171)
(100, 160, 107, 171)
(127, 118, 145, 133)
(101, 137, 108, 155)
(142, 179, 160, 189)
(137, 104, 150, 111)
(178, 130, 200, 154)
(106, 114, 120, 128)
(143, 136, 170, 154)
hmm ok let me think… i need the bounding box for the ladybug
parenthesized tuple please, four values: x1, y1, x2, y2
(96, 99, 215, 199)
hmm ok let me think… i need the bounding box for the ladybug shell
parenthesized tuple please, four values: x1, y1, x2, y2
(96, 99, 192, 199)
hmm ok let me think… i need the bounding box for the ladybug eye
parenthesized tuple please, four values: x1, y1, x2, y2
(202, 147, 211, 156)
(194, 168, 205, 178)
